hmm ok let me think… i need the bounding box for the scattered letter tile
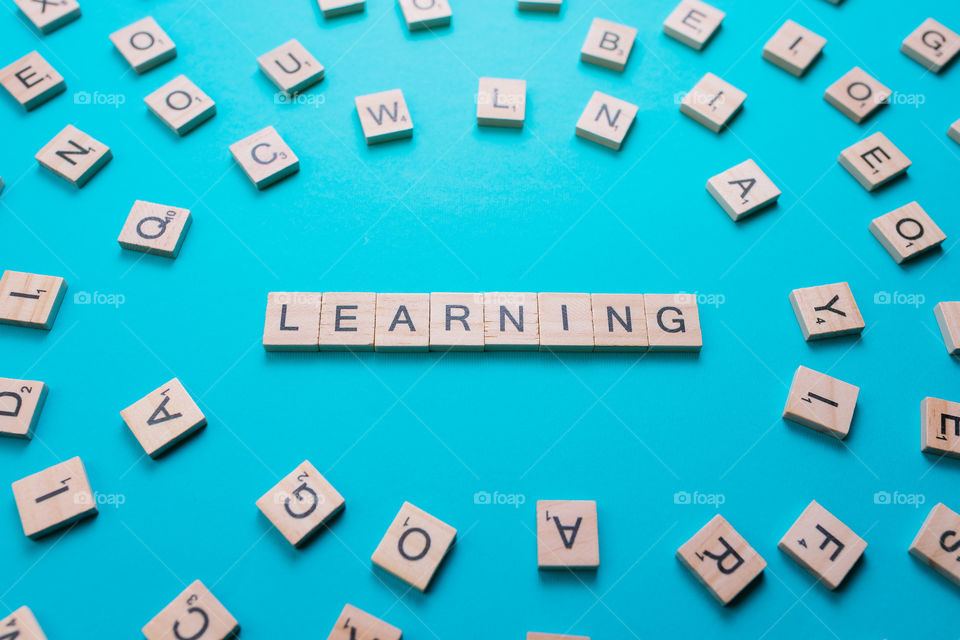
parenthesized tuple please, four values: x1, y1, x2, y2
(476, 77, 526, 128)
(258, 39, 324, 96)
(15, 0, 80, 34)
(327, 604, 401, 640)
(398, 0, 451, 31)
(663, 0, 724, 50)
(644, 294, 702, 351)
(789, 282, 865, 341)
(318, 0, 365, 17)
(35, 125, 112, 187)
(120, 378, 206, 458)
(109, 17, 176, 73)
(484, 292, 539, 350)
(680, 72, 745, 132)
(838, 132, 910, 191)
(538, 293, 594, 351)
(949, 118, 960, 145)
(0, 270, 67, 330)
(12, 456, 97, 539)
(824, 67, 891, 124)
(144, 75, 216, 136)
(901, 18, 960, 73)
(537, 499, 599, 569)
(778, 500, 866, 589)
(575, 91, 638, 150)
(117, 200, 192, 258)
(142, 580, 239, 640)
(921, 397, 960, 459)
(580, 17, 637, 72)
(429, 292, 484, 351)
(1, 51, 65, 110)
(0, 377, 48, 439)
(371, 501, 457, 591)
(591, 293, 647, 351)
(355, 89, 413, 144)
(318, 292, 376, 351)
(0, 606, 47, 640)
(230, 126, 299, 189)
(934, 301, 960, 355)
(518, 0, 562, 11)
(868, 202, 945, 264)
(263, 292, 322, 351)
(782, 366, 859, 439)
(677, 514, 766, 605)
(375, 293, 430, 351)
(706, 159, 780, 221)
(257, 460, 345, 547)
(910, 503, 960, 587)
(762, 20, 825, 76)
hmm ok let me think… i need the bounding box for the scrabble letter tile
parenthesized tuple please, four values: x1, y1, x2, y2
(778, 500, 866, 589)
(257, 460, 345, 547)
(680, 72, 745, 133)
(644, 293, 701, 351)
(580, 18, 637, 72)
(263, 292, 322, 351)
(327, 604, 401, 640)
(117, 200, 192, 258)
(258, 39, 324, 96)
(484, 292, 539, 350)
(120, 378, 206, 458)
(1, 51, 65, 111)
(144, 75, 216, 136)
(109, 17, 176, 73)
(762, 20, 825, 77)
(15, 0, 80, 34)
(949, 118, 960, 145)
(476, 77, 526, 128)
(429, 292, 484, 351)
(538, 293, 593, 351)
(398, 0, 451, 31)
(371, 501, 456, 591)
(868, 202, 945, 264)
(318, 292, 376, 351)
(823, 67, 891, 124)
(706, 159, 780, 221)
(901, 18, 960, 73)
(319, 0, 366, 17)
(0, 377, 48, 439)
(375, 293, 429, 351)
(922, 397, 960, 459)
(35, 125, 112, 187)
(934, 301, 960, 355)
(663, 0, 724, 50)
(575, 91, 638, 151)
(782, 366, 859, 439)
(12, 456, 97, 539)
(0, 606, 47, 640)
(229, 126, 300, 189)
(838, 132, 910, 191)
(677, 514, 766, 605)
(355, 89, 413, 144)
(591, 293, 647, 351)
(910, 503, 960, 587)
(0, 270, 67, 330)
(143, 580, 239, 640)
(789, 282, 864, 341)
(537, 499, 599, 569)
(518, 0, 562, 11)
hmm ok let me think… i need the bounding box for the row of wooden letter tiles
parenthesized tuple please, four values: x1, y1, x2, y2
(262, 291, 703, 352)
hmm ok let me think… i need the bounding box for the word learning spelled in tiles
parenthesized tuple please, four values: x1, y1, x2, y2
(762, 20, 826, 77)
(484, 291, 539, 350)
(0, 270, 67, 330)
(706, 159, 781, 221)
(35, 125, 112, 187)
(575, 91, 638, 150)
(327, 604, 401, 640)
(371, 501, 457, 591)
(12, 456, 97, 539)
(0, 606, 47, 640)
(257, 460, 345, 547)
(230, 126, 300, 189)
(838, 132, 911, 191)
(933, 301, 960, 355)
(537, 500, 599, 569)
(398, 0, 451, 31)
(910, 503, 960, 587)
(789, 282, 864, 341)
(900, 18, 960, 73)
(778, 501, 866, 590)
(375, 292, 429, 351)
(263, 292, 322, 351)
(0, 377, 48, 439)
(921, 397, 960, 459)
(680, 73, 746, 133)
(144, 75, 216, 136)
(580, 18, 637, 72)
(355, 89, 413, 144)
(783, 366, 859, 439)
(15, 0, 80, 34)
(120, 378, 206, 458)
(428, 292, 484, 351)
(476, 77, 526, 128)
(109, 17, 177, 73)
(117, 200, 192, 258)
(824, 67, 891, 124)
(1, 51, 65, 111)
(143, 580, 239, 640)
(677, 514, 766, 605)
(258, 39, 324, 96)
(868, 202, 945, 264)
(539, 293, 594, 350)
(663, 0, 724, 50)
(591, 293, 647, 350)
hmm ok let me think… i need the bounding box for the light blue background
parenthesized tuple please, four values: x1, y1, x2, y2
(1, 0, 959, 637)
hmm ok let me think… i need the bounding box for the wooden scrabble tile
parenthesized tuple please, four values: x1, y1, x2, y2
(762, 20, 826, 77)
(579, 17, 637, 72)
(518, 0, 562, 11)
(14, 0, 80, 34)
(120, 377, 206, 458)
(901, 18, 960, 73)
(375, 293, 429, 351)
(484, 292, 539, 350)
(950, 118, 960, 145)
(663, 0, 725, 50)
(644, 294, 701, 351)
(574, 91, 638, 151)
(789, 282, 865, 341)
(706, 159, 781, 221)
(782, 366, 859, 439)
(258, 39, 324, 96)
(143, 580, 239, 640)
(117, 200, 192, 258)
(429, 292, 484, 351)
(591, 293, 647, 351)
(676, 514, 766, 605)
(0, 270, 67, 330)
(319, 0, 366, 17)
(35, 125, 112, 187)
(327, 604, 401, 640)
(144, 75, 215, 136)
(680, 73, 745, 133)
(0, 606, 47, 640)
(263, 292, 322, 351)
(371, 501, 456, 591)
(922, 397, 960, 458)
(109, 17, 176, 73)
(537, 500, 599, 569)
(528, 634, 588, 640)
(778, 500, 866, 590)
(823, 67, 891, 124)
(11, 456, 97, 539)
(1, 51, 65, 111)
(257, 460, 345, 547)
(355, 89, 413, 144)
(909, 503, 960, 587)
(838, 132, 911, 191)
(868, 202, 945, 264)
(476, 77, 526, 128)
(229, 126, 299, 190)
(538, 293, 593, 351)
(398, 0, 451, 31)
(0, 377, 48, 439)
(934, 301, 960, 355)
(318, 292, 376, 351)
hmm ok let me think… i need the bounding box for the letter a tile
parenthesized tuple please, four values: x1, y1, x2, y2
(537, 500, 599, 569)
(120, 378, 206, 458)
(371, 501, 456, 591)
(677, 514, 765, 605)
(706, 159, 780, 221)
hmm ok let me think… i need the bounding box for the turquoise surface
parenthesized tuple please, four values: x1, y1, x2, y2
(2, 0, 959, 637)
